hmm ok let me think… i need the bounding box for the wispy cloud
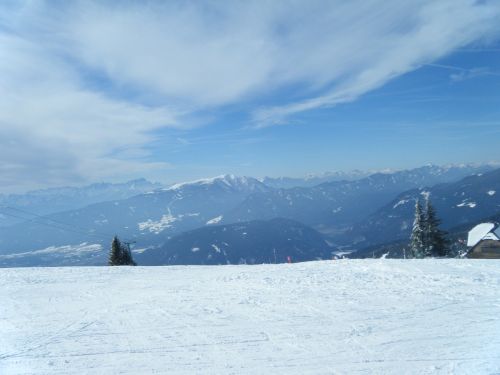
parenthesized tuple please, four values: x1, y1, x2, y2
(0, 27, 177, 192)
(427, 63, 500, 82)
(252, 1, 500, 126)
(1, 0, 500, 191)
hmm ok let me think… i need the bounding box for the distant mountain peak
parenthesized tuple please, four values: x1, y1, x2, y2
(165, 174, 269, 192)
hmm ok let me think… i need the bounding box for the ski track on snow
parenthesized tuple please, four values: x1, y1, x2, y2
(1, 260, 500, 374)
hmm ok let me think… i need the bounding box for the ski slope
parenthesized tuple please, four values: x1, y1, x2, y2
(1, 260, 499, 374)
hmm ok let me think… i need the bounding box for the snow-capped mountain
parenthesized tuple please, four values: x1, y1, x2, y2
(167, 174, 269, 193)
(0, 178, 163, 227)
(0, 165, 498, 267)
(259, 163, 498, 189)
(344, 168, 500, 249)
(223, 164, 497, 233)
(137, 218, 332, 265)
(0, 175, 273, 265)
(259, 170, 373, 188)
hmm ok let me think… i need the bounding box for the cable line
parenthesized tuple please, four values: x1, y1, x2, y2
(1, 205, 116, 239)
(0, 208, 109, 241)
(0, 205, 139, 249)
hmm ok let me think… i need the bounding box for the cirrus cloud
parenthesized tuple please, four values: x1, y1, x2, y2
(1, 0, 500, 191)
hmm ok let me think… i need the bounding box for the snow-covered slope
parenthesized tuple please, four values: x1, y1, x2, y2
(1, 260, 499, 374)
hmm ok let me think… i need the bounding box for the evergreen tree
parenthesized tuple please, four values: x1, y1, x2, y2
(121, 242, 137, 266)
(423, 199, 448, 257)
(409, 199, 426, 258)
(108, 236, 122, 266)
(108, 236, 137, 266)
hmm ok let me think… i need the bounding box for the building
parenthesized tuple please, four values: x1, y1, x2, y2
(466, 222, 500, 259)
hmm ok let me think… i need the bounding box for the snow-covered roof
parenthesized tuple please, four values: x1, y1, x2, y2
(467, 222, 500, 247)
(482, 231, 500, 241)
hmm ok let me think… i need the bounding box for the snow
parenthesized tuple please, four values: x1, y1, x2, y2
(206, 215, 223, 225)
(393, 199, 409, 209)
(482, 232, 500, 241)
(166, 175, 257, 191)
(0, 243, 102, 260)
(467, 223, 496, 247)
(457, 201, 477, 208)
(332, 250, 353, 257)
(191, 247, 200, 252)
(420, 190, 430, 200)
(138, 214, 178, 234)
(167, 174, 236, 190)
(139, 213, 199, 234)
(487, 190, 496, 196)
(131, 248, 148, 254)
(1, 260, 500, 374)
(93, 218, 109, 225)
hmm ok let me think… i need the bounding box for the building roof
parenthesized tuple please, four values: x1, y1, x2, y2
(467, 222, 500, 247)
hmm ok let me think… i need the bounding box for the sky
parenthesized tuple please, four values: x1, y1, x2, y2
(1, 0, 500, 193)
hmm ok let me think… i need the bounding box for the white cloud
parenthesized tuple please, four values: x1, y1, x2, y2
(1, 0, 500, 191)
(51, 1, 500, 111)
(0, 31, 177, 192)
(426, 64, 500, 82)
(252, 0, 500, 126)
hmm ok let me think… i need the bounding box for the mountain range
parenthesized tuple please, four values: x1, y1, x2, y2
(0, 163, 498, 266)
(0, 179, 162, 227)
(137, 218, 332, 266)
(0, 175, 271, 257)
(223, 164, 498, 235)
(350, 211, 500, 259)
(258, 164, 496, 189)
(259, 170, 373, 189)
(343, 168, 500, 249)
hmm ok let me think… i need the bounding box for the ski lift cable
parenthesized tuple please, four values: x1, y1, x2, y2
(0, 209, 108, 240)
(3, 205, 116, 238)
(0, 205, 118, 240)
(0, 208, 110, 241)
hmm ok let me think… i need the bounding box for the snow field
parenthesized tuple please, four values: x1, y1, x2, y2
(1, 260, 499, 374)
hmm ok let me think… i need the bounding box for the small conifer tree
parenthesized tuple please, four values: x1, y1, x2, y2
(108, 236, 137, 266)
(108, 236, 122, 266)
(121, 242, 137, 266)
(410, 199, 426, 258)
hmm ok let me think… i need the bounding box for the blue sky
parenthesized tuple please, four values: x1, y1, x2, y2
(1, 1, 500, 192)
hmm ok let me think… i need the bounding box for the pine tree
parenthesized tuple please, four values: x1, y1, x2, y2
(423, 199, 448, 257)
(108, 236, 137, 266)
(108, 236, 122, 266)
(121, 242, 137, 266)
(409, 199, 426, 258)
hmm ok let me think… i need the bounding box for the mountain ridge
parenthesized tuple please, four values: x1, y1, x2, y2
(0, 164, 498, 267)
(343, 168, 500, 249)
(137, 218, 333, 266)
